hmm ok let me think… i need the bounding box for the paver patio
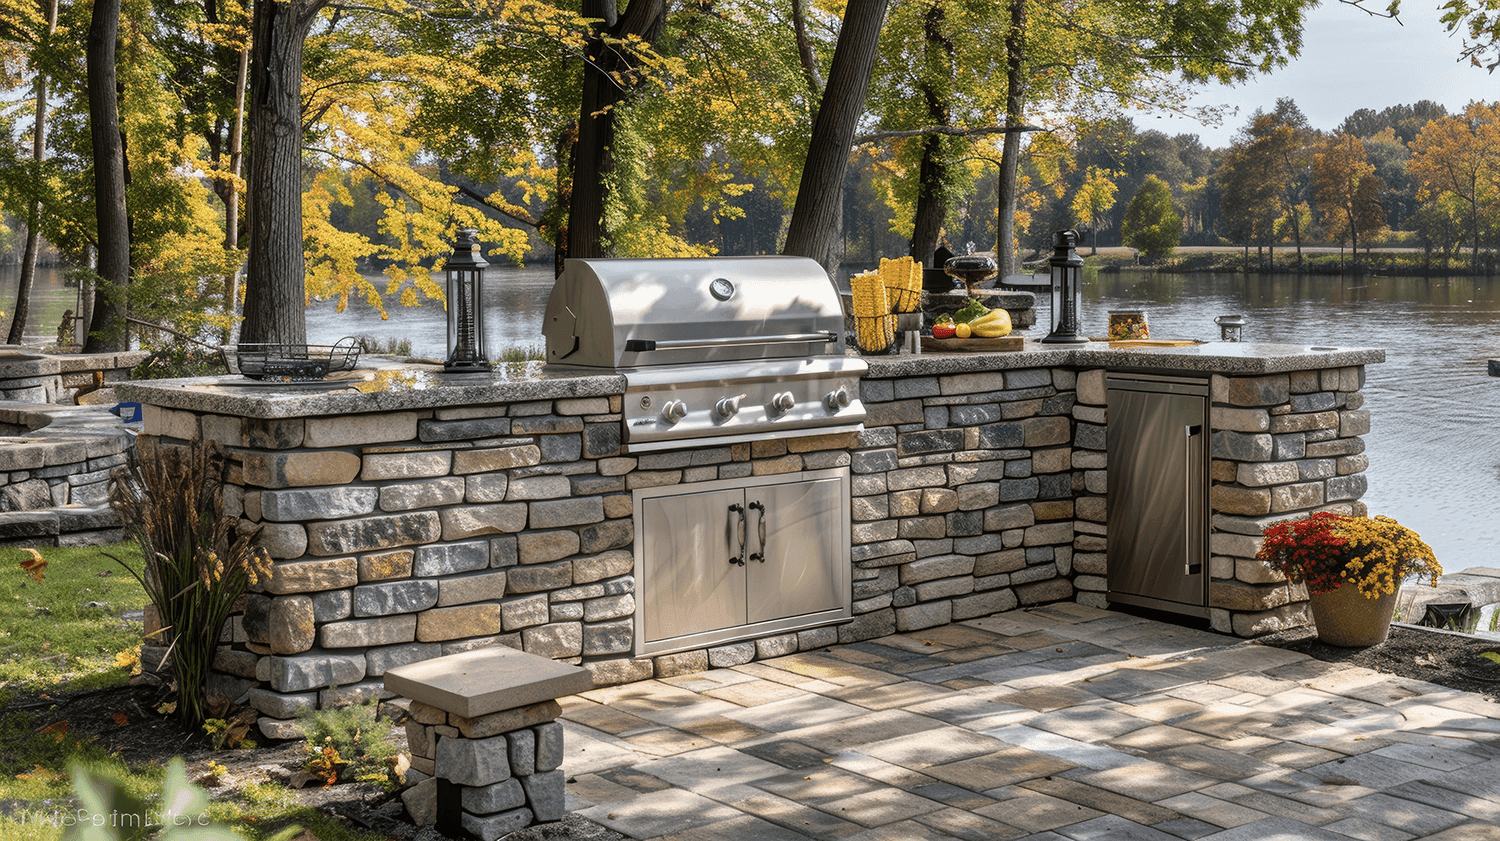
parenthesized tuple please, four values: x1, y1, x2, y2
(552, 603, 1500, 840)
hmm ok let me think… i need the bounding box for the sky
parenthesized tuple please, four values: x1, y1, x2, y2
(1146, 1, 1500, 147)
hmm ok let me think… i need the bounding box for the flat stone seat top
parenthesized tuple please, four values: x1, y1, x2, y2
(384, 646, 594, 719)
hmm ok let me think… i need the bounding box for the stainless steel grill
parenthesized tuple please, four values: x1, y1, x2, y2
(543, 257, 868, 452)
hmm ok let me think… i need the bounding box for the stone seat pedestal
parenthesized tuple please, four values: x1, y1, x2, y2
(385, 645, 594, 840)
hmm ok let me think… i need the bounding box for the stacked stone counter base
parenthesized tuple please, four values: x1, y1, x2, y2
(113, 343, 1385, 738)
(385, 645, 592, 839)
(1204, 367, 1370, 637)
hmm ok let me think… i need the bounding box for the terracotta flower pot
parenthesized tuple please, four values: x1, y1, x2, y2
(1308, 584, 1399, 647)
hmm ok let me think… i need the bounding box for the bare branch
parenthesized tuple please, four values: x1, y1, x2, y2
(854, 124, 1047, 144)
(1337, 0, 1403, 23)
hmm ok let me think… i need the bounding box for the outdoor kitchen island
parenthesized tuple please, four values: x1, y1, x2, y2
(116, 339, 1382, 739)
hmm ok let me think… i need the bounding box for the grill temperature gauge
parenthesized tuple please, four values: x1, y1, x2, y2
(661, 400, 689, 423)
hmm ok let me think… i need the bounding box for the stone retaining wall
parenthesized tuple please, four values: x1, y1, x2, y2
(0, 348, 148, 404)
(0, 402, 133, 546)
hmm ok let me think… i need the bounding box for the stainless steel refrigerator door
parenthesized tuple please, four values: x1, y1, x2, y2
(1107, 378, 1209, 615)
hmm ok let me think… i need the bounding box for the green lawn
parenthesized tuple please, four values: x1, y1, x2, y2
(0, 544, 150, 692)
(0, 543, 392, 841)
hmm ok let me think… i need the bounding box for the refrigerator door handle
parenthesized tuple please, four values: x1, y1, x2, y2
(1186, 424, 1203, 575)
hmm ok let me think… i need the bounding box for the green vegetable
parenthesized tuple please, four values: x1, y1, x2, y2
(953, 298, 989, 324)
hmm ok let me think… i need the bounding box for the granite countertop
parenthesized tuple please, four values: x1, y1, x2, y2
(116, 341, 1385, 419)
(115, 359, 625, 419)
(863, 339, 1385, 377)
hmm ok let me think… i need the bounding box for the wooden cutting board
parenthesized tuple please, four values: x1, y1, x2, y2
(921, 335, 1024, 353)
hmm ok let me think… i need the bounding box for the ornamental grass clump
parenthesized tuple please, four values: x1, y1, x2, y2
(1257, 511, 1441, 599)
(108, 437, 272, 729)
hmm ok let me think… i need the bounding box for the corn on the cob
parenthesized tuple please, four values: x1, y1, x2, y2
(850, 270, 894, 351)
(879, 255, 921, 313)
(850, 270, 888, 317)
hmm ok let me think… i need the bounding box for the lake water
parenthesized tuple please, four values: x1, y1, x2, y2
(3, 263, 1495, 576)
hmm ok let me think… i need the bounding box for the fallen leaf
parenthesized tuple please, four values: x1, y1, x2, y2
(38, 721, 67, 742)
(16, 765, 57, 781)
(19, 548, 46, 582)
(1415, 654, 1441, 668)
(112, 713, 129, 726)
(157, 701, 177, 715)
(1481, 651, 1500, 665)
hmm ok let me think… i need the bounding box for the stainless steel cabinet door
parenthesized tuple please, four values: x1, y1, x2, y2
(640, 486, 747, 642)
(1107, 379, 1208, 615)
(746, 475, 848, 624)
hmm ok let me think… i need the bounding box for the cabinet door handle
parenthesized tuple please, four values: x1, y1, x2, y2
(1185, 424, 1202, 575)
(748, 501, 766, 563)
(728, 503, 746, 566)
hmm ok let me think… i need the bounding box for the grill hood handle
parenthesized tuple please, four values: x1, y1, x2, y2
(624, 331, 838, 353)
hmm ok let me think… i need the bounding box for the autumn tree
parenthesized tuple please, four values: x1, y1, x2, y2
(1070, 167, 1117, 254)
(1313, 133, 1385, 259)
(863, 0, 1013, 266)
(1120, 174, 1181, 260)
(1408, 102, 1500, 272)
(1213, 101, 1314, 268)
(1217, 136, 1281, 257)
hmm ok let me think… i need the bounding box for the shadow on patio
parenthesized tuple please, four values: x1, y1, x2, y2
(554, 603, 1500, 841)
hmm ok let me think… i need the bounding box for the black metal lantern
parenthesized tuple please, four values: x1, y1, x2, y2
(1215, 314, 1247, 342)
(444, 229, 489, 372)
(1042, 229, 1087, 344)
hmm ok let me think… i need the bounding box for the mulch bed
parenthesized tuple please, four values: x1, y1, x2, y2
(1256, 623, 1500, 698)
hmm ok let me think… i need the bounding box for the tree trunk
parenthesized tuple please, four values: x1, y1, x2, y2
(566, 0, 665, 261)
(910, 137, 948, 267)
(995, 0, 1026, 277)
(241, 0, 330, 346)
(85, 0, 129, 353)
(11, 0, 59, 346)
(907, 4, 952, 268)
(784, 0, 890, 273)
(223, 45, 249, 345)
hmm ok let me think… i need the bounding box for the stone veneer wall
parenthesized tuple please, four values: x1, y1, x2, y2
(141, 358, 1372, 737)
(1202, 367, 1370, 636)
(843, 365, 1080, 636)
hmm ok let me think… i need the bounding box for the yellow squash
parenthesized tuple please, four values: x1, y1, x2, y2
(969, 308, 1012, 338)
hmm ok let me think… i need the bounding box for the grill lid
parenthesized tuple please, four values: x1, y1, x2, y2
(543, 257, 848, 369)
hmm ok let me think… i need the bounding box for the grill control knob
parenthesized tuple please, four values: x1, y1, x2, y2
(770, 391, 796, 415)
(715, 396, 741, 419)
(661, 400, 689, 424)
(824, 386, 851, 412)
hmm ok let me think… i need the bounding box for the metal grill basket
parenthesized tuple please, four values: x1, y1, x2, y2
(222, 337, 361, 381)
